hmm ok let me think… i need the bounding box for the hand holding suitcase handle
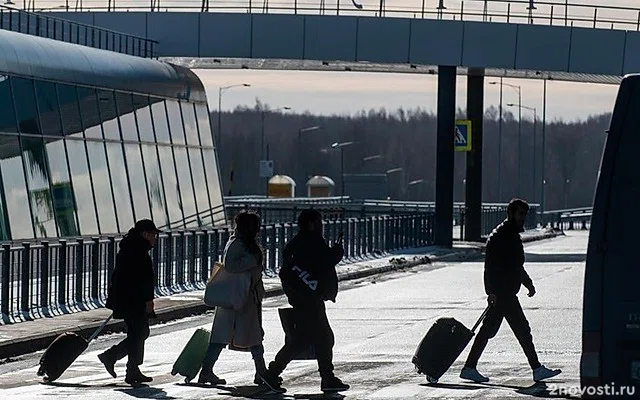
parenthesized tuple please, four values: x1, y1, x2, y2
(471, 305, 491, 333)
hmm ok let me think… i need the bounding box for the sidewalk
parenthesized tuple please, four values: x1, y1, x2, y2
(0, 228, 562, 360)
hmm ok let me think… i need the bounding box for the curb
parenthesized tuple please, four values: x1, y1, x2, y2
(0, 230, 562, 360)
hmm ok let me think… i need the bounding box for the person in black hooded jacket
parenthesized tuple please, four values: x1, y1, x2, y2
(460, 199, 561, 383)
(259, 209, 349, 394)
(98, 219, 160, 386)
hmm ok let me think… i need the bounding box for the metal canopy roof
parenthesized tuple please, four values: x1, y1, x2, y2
(162, 57, 624, 85)
(0, 29, 207, 102)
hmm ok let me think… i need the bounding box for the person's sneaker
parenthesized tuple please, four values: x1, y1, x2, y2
(533, 365, 561, 382)
(97, 352, 117, 378)
(254, 372, 282, 385)
(258, 370, 286, 393)
(321, 376, 350, 392)
(125, 369, 153, 385)
(460, 366, 489, 383)
(198, 371, 226, 385)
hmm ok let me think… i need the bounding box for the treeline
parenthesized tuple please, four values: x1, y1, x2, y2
(211, 101, 610, 210)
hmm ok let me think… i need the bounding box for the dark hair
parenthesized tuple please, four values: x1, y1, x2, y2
(507, 198, 529, 214)
(297, 208, 322, 230)
(234, 210, 261, 237)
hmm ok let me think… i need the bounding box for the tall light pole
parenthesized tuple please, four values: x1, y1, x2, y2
(508, 103, 536, 204)
(489, 80, 521, 197)
(298, 125, 321, 196)
(261, 105, 291, 196)
(385, 167, 403, 199)
(489, 79, 503, 202)
(331, 141, 355, 201)
(217, 83, 250, 152)
(541, 78, 547, 217)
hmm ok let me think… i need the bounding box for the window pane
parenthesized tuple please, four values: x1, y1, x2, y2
(150, 100, 170, 143)
(58, 84, 83, 137)
(44, 137, 79, 237)
(196, 103, 213, 147)
(115, 92, 138, 141)
(133, 96, 155, 142)
(123, 143, 151, 221)
(173, 147, 196, 227)
(202, 149, 225, 226)
(141, 144, 168, 228)
(77, 87, 102, 139)
(188, 147, 211, 226)
(0, 75, 17, 135)
(65, 139, 98, 235)
(97, 90, 119, 141)
(157, 146, 182, 228)
(181, 102, 199, 146)
(86, 141, 118, 234)
(12, 78, 40, 135)
(105, 143, 134, 231)
(0, 135, 34, 239)
(166, 100, 185, 145)
(35, 81, 62, 136)
(21, 136, 57, 238)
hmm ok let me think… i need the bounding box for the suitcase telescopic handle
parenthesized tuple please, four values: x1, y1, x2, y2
(471, 305, 491, 333)
(87, 314, 113, 343)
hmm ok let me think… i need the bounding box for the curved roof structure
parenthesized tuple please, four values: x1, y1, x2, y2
(0, 29, 206, 102)
(307, 175, 335, 186)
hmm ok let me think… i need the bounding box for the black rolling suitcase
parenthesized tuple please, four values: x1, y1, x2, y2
(412, 306, 489, 383)
(37, 314, 113, 382)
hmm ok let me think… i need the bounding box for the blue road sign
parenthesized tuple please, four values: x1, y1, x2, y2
(455, 120, 472, 152)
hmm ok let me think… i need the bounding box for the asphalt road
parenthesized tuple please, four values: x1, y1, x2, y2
(0, 231, 589, 399)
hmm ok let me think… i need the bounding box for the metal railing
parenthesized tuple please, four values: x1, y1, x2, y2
(225, 197, 539, 238)
(0, 212, 433, 324)
(33, 0, 640, 32)
(0, 4, 158, 57)
(541, 207, 592, 230)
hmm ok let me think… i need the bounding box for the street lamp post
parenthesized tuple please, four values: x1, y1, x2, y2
(331, 141, 354, 201)
(385, 167, 403, 199)
(508, 103, 536, 204)
(217, 83, 250, 152)
(260, 106, 291, 196)
(298, 125, 321, 196)
(489, 80, 522, 197)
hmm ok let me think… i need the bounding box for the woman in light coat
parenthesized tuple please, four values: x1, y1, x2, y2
(198, 210, 268, 385)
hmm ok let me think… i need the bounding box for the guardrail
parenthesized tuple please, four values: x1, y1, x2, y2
(34, 0, 640, 32)
(541, 207, 592, 231)
(0, 4, 157, 57)
(225, 198, 539, 238)
(0, 212, 433, 324)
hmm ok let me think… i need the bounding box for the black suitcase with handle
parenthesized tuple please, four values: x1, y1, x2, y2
(37, 314, 112, 382)
(412, 306, 489, 383)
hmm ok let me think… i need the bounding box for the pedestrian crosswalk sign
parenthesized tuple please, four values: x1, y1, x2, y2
(455, 120, 472, 152)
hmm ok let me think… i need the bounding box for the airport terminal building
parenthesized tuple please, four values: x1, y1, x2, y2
(0, 29, 225, 241)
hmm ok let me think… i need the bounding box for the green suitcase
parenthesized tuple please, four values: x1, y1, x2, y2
(171, 327, 211, 383)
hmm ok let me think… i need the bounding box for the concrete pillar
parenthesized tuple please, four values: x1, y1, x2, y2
(464, 68, 484, 242)
(435, 66, 456, 247)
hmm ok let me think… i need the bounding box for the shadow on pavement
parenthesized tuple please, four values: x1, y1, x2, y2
(293, 393, 346, 400)
(40, 381, 118, 389)
(215, 384, 290, 399)
(482, 381, 580, 399)
(420, 382, 486, 390)
(115, 385, 178, 399)
(523, 253, 586, 263)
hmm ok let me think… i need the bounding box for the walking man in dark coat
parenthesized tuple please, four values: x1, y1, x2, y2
(98, 219, 160, 385)
(259, 209, 349, 393)
(460, 199, 562, 383)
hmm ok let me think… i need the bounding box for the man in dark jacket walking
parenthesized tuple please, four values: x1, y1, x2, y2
(460, 199, 561, 383)
(259, 209, 349, 393)
(98, 219, 160, 385)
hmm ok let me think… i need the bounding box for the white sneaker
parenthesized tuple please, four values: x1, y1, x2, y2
(533, 365, 561, 382)
(460, 366, 489, 383)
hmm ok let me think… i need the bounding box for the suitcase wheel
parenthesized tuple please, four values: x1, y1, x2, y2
(171, 368, 177, 376)
(426, 375, 438, 384)
(185, 377, 191, 384)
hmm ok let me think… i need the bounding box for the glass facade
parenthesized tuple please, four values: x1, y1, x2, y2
(0, 73, 225, 241)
